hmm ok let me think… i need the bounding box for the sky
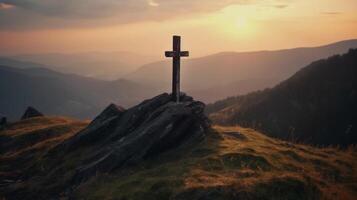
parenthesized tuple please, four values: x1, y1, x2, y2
(0, 0, 356, 57)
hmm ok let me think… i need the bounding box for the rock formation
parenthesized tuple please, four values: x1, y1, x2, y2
(0, 115, 6, 129)
(49, 93, 210, 184)
(21, 107, 44, 120)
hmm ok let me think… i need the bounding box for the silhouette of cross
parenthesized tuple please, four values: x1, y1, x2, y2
(165, 35, 189, 102)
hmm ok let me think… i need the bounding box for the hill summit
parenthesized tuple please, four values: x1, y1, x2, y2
(50, 93, 210, 184)
(21, 106, 44, 120)
(0, 117, 357, 200)
(0, 94, 356, 200)
(0, 93, 210, 199)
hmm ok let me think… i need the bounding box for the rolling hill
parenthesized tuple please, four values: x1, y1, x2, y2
(0, 57, 50, 69)
(0, 65, 156, 120)
(207, 49, 357, 146)
(10, 51, 160, 80)
(0, 116, 355, 199)
(127, 39, 357, 103)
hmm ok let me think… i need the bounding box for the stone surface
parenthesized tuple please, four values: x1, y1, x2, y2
(21, 107, 44, 120)
(0, 115, 6, 130)
(50, 93, 210, 184)
(0, 115, 6, 126)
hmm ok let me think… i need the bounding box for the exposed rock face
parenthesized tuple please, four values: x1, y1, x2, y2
(0, 115, 6, 125)
(50, 93, 210, 184)
(0, 115, 6, 130)
(21, 107, 44, 120)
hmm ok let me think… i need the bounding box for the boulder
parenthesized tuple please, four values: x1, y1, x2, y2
(0, 115, 6, 127)
(50, 93, 210, 184)
(21, 107, 44, 120)
(89, 103, 125, 127)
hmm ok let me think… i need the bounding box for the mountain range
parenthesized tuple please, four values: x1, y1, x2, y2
(1, 39, 356, 120)
(127, 39, 357, 102)
(207, 49, 357, 146)
(8, 51, 160, 80)
(0, 65, 156, 120)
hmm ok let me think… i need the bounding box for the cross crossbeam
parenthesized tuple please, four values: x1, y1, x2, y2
(165, 35, 189, 102)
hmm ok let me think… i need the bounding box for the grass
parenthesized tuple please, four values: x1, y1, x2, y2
(74, 126, 357, 200)
(0, 116, 88, 177)
(1, 116, 88, 156)
(1, 119, 356, 200)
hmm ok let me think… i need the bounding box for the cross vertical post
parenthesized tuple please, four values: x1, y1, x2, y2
(172, 36, 181, 103)
(165, 35, 189, 103)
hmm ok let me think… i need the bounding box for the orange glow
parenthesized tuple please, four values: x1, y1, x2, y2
(0, 3, 14, 9)
(0, 0, 356, 56)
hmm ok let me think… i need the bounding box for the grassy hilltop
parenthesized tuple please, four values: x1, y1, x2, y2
(1, 116, 356, 199)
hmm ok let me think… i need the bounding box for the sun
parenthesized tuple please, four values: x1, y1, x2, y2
(235, 17, 248, 29)
(207, 5, 257, 38)
(220, 15, 255, 38)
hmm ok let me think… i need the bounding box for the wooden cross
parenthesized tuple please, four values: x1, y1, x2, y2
(165, 35, 189, 102)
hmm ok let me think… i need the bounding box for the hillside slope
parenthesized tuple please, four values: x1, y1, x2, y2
(207, 49, 357, 146)
(0, 65, 156, 120)
(11, 51, 160, 80)
(0, 57, 50, 69)
(127, 39, 357, 102)
(0, 116, 356, 200)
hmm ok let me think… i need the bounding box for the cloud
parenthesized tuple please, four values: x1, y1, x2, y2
(0, 2, 14, 9)
(273, 4, 288, 9)
(321, 11, 342, 15)
(0, 0, 257, 30)
(148, 0, 159, 7)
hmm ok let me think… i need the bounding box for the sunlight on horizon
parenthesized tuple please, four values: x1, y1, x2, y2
(0, 0, 356, 57)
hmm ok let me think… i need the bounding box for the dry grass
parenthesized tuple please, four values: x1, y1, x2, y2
(0, 116, 88, 172)
(75, 126, 357, 200)
(184, 126, 357, 199)
(1, 116, 88, 137)
(1, 119, 356, 200)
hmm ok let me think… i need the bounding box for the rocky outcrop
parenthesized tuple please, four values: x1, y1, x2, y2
(0, 115, 6, 126)
(0, 115, 6, 130)
(50, 93, 210, 184)
(21, 107, 44, 120)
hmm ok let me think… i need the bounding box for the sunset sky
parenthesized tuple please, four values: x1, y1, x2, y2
(0, 0, 356, 57)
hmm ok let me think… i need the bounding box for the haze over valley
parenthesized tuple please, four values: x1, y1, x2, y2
(1, 39, 356, 120)
(127, 39, 357, 102)
(1, 1, 356, 199)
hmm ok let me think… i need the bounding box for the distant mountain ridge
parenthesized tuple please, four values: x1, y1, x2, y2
(8, 51, 160, 80)
(207, 49, 357, 146)
(0, 57, 50, 69)
(0, 65, 156, 120)
(127, 39, 357, 103)
(1, 39, 356, 122)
